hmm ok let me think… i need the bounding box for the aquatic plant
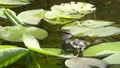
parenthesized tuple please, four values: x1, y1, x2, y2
(0, 0, 120, 68)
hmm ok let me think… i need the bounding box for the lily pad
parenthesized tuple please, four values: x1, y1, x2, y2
(83, 42, 120, 56)
(45, 18, 73, 25)
(33, 10, 73, 25)
(0, 0, 30, 5)
(45, 10, 62, 19)
(0, 47, 28, 67)
(22, 33, 41, 50)
(0, 0, 30, 8)
(50, 2, 96, 19)
(22, 33, 73, 58)
(62, 23, 120, 37)
(103, 53, 120, 64)
(17, 9, 44, 25)
(84, 27, 120, 37)
(65, 57, 106, 68)
(34, 9, 48, 19)
(45, 10, 85, 19)
(81, 20, 114, 27)
(0, 26, 48, 42)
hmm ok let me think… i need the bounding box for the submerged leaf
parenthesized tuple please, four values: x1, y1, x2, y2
(65, 57, 106, 68)
(83, 42, 120, 56)
(0, 47, 28, 67)
(17, 9, 44, 25)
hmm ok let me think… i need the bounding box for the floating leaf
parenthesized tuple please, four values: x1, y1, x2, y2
(61, 21, 120, 37)
(45, 10, 62, 19)
(34, 10, 48, 19)
(83, 42, 120, 56)
(0, 47, 28, 67)
(84, 27, 120, 37)
(25, 27, 48, 40)
(62, 26, 89, 36)
(65, 57, 106, 68)
(50, 2, 96, 19)
(45, 18, 73, 24)
(45, 10, 85, 19)
(0, 26, 26, 42)
(0, 26, 48, 42)
(81, 20, 114, 27)
(22, 33, 73, 58)
(0, 0, 30, 8)
(17, 9, 44, 25)
(30, 47, 73, 58)
(33, 10, 73, 24)
(22, 33, 41, 49)
(103, 53, 120, 64)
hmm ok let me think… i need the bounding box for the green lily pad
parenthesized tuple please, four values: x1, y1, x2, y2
(83, 27, 120, 37)
(28, 47, 73, 58)
(62, 23, 120, 37)
(33, 10, 73, 24)
(0, 26, 48, 42)
(83, 42, 120, 56)
(0, 0, 30, 8)
(0, 0, 30, 5)
(65, 57, 106, 68)
(0, 5, 20, 8)
(22, 33, 73, 58)
(45, 10, 85, 19)
(45, 18, 73, 25)
(50, 2, 96, 19)
(45, 10, 62, 19)
(17, 9, 44, 25)
(34, 9, 48, 19)
(103, 53, 120, 64)
(0, 47, 28, 68)
(81, 20, 114, 27)
(22, 33, 41, 49)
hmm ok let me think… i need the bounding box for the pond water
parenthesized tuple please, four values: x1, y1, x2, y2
(1, 0, 120, 68)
